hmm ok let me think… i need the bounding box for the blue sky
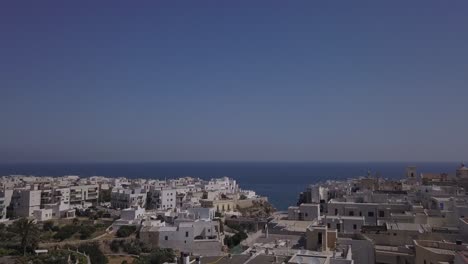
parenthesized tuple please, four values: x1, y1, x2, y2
(1, 1, 467, 162)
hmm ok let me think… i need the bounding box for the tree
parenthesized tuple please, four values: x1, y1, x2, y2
(9, 218, 40, 255)
(116, 225, 137, 238)
(79, 225, 96, 239)
(110, 240, 120, 252)
(223, 229, 247, 249)
(99, 188, 112, 203)
(53, 225, 80, 241)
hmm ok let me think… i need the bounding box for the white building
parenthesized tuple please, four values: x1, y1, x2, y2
(323, 215, 365, 234)
(288, 203, 321, 221)
(11, 189, 42, 217)
(187, 207, 216, 220)
(140, 219, 223, 256)
(203, 177, 238, 194)
(151, 189, 177, 210)
(0, 189, 13, 220)
(113, 206, 146, 228)
(111, 187, 147, 209)
(121, 206, 146, 221)
(33, 208, 53, 222)
(69, 185, 99, 208)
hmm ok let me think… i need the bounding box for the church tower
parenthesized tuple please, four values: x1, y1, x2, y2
(406, 166, 417, 179)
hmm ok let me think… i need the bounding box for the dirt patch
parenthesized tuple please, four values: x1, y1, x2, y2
(107, 255, 136, 264)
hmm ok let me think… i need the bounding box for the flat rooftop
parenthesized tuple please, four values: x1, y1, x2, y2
(200, 255, 250, 264)
(325, 215, 365, 221)
(386, 223, 429, 232)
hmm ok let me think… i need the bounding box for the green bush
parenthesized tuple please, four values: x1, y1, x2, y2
(111, 239, 152, 255)
(78, 242, 108, 264)
(122, 240, 141, 255)
(223, 230, 248, 248)
(116, 225, 137, 238)
(53, 225, 80, 241)
(43, 221, 55, 231)
(110, 240, 120, 253)
(134, 248, 175, 264)
(79, 225, 96, 239)
(0, 248, 17, 257)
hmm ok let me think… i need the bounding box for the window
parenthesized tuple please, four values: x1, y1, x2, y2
(359, 211, 362, 216)
(349, 211, 354, 216)
(379, 210, 385, 217)
(353, 224, 357, 230)
(317, 232, 322, 245)
(186, 232, 189, 237)
(368, 211, 374, 217)
(165, 236, 168, 240)
(327, 223, 331, 228)
(305, 213, 308, 217)
(208, 229, 211, 232)
(334, 208, 338, 215)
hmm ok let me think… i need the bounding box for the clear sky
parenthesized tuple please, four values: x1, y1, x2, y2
(1, 1, 467, 163)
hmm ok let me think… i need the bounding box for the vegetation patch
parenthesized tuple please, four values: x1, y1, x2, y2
(79, 242, 108, 264)
(133, 248, 175, 264)
(116, 225, 137, 238)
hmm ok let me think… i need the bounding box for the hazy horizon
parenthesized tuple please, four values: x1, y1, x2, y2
(1, 1, 468, 163)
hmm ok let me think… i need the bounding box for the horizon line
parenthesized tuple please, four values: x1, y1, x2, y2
(0, 160, 463, 165)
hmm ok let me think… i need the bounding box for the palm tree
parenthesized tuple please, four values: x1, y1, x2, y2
(9, 218, 40, 255)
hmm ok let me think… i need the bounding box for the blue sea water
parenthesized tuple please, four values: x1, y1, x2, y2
(0, 162, 459, 210)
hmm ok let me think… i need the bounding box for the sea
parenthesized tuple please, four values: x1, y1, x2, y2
(0, 162, 459, 210)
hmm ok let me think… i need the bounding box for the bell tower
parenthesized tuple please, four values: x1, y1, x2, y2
(406, 166, 417, 179)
